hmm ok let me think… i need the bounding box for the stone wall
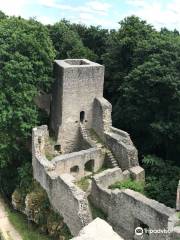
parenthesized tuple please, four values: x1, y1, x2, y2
(50, 59, 104, 153)
(92, 96, 139, 170)
(90, 169, 176, 240)
(92, 97, 112, 140)
(105, 127, 139, 170)
(32, 125, 92, 236)
(51, 147, 104, 180)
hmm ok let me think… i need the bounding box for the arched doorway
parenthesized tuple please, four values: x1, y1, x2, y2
(70, 165, 79, 177)
(84, 159, 94, 172)
(80, 111, 85, 122)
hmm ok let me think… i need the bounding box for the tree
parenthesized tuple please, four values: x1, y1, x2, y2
(0, 10, 6, 19)
(0, 16, 55, 196)
(103, 15, 156, 102)
(68, 23, 109, 63)
(48, 22, 96, 60)
(103, 16, 180, 163)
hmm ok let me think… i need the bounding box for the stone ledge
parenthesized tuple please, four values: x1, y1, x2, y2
(71, 218, 124, 240)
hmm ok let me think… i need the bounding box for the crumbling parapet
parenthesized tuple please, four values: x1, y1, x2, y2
(89, 169, 175, 240)
(32, 126, 92, 236)
(92, 96, 140, 171)
(32, 59, 147, 238)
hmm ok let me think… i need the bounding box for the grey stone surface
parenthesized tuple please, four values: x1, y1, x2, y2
(172, 226, 180, 239)
(32, 126, 92, 236)
(104, 128, 139, 170)
(32, 59, 160, 239)
(52, 147, 104, 180)
(129, 166, 145, 182)
(90, 170, 176, 240)
(92, 97, 112, 140)
(71, 218, 124, 240)
(50, 59, 104, 153)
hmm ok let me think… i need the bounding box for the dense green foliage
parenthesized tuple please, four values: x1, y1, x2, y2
(109, 178, 145, 194)
(48, 21, 96, 60)
(0, 11, 179, 211)
(104, 16, 180, 164)
(142, 155, 180, 207)
(0, 16, 55, 196)
(7, 209, 53, 240)
(12, 181, 72, 239)
(66, 22, 109, 62)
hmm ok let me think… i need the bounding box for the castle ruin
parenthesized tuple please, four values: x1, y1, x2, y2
(32, 59, 180, 240)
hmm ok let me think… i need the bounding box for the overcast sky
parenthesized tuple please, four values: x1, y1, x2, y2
(1, 0, 180, 30)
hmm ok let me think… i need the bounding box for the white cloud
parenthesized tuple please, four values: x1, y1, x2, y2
(37, 0, 113, 26)
(39, 0, 111, 15)
(86, 1, 111, 12)
(37, 15, 57, 24)
(0, 0, 30, 16)
(39, 0, 74, 10)
(126, 0, 180, 30)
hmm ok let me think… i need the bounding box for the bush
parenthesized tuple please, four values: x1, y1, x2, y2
(142, 155, 180, 207)
(109, 178, 145, 194)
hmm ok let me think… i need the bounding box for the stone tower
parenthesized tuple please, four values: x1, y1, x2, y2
(50, 59, 104, 153)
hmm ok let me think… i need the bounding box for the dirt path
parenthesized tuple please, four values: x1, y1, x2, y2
(0, 196, 23, 240)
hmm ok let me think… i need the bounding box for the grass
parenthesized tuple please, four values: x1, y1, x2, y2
(76, 177, 90, 192)
(109, 178, 145, 194)
(6, 208, 53, 240)
(89, 201, 107, 220)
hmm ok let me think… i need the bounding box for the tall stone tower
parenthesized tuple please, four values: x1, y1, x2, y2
(50, 59, 104, 153)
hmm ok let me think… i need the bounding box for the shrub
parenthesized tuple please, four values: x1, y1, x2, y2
(109, 178, 145, 194)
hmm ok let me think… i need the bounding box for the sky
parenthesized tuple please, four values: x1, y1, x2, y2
(1, 0, 180, 30)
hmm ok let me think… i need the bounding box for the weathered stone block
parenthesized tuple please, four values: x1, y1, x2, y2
(71, 218, 124, 240)
(129, 166, 145, 182)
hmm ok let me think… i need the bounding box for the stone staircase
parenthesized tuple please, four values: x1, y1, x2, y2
(106, 150, 118, 168)
(80, 123, 119, 168)
(80, 123, 91, 140)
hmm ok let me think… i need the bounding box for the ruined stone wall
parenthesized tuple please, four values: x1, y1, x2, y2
(90, 169, 176, 240)
(50, 59, 104, 153)
(104, 127, 139, 170)
(92, 96, 139, 170)
(92, 97, 112, 140)
(32, 126, 92, 236)
(51, 148, 104, 180)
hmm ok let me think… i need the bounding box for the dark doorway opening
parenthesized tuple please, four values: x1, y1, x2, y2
(70, 165, 79, 174)
(84, 159, 94, 172)
(80, 111, 85, 122)
(134, 219, 150, 239)
(54, 144, 61, 152)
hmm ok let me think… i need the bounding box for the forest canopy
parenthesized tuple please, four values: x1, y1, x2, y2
(0, 12, 179, 207)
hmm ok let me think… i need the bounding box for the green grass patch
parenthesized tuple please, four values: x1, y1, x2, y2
(76, 177, 90, 192)
(89, 201, 107, 220)
(109, 178, 145, 194)
(7, 208, 52, 240)
(177, 212, 180, 219)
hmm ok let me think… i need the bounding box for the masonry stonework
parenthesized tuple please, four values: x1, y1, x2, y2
(32, 59, 180, 239)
